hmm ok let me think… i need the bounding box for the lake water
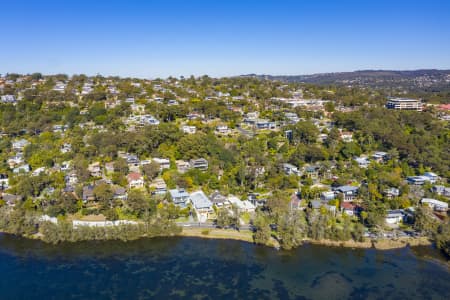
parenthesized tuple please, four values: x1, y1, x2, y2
(0, 234, 449, 299)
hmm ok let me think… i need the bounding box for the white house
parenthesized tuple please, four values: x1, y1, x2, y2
(283, 163, 301, 176)
(216, 125, 230, 135)
(13, 164, 30, 174)
(12, 139, 30, 151)
(355, 156, 370, 168)
(190, 191, 213, 222)
(127, 172, 144, 189)
(385, 210, 404, 225)
(176, 160, 191, 174)
(421, 198, 448, 212)
(182, 125, 196, 134)
(227, 196, 255, 213)
(423, 172, 439, 184)
(88, 162, 102, 177)
(152, 158, 170, 170)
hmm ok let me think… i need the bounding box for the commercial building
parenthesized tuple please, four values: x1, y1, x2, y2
(386, 98, 422, 111)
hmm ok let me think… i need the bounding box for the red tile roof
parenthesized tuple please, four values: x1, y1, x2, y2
(127, 172, 142, 181)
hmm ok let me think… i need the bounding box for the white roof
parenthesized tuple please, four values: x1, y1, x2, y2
(227, 196, 255, 210)
(421, 198, 448, 208)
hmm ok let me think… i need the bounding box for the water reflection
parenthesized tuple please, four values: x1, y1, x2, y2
(0, 233, 449, 299)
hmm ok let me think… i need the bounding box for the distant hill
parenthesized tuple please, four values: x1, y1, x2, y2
(241, 69, 450, 90)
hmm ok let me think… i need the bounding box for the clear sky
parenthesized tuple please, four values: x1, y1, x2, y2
(1, 0, 450, 78)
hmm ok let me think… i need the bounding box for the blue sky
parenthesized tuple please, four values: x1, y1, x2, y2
(1, 0, 450, 78)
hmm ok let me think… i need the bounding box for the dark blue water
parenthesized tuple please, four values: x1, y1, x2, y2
(0, 234, 449, 299)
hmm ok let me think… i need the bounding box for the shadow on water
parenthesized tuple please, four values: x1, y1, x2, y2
(0, 233, 449, 300)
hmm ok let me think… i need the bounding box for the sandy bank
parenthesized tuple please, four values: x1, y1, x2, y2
(179, 227, 254, 243)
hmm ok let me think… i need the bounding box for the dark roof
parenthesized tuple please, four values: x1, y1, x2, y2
(210, 191, 226, 204)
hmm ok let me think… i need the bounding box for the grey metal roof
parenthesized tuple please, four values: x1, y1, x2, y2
(190, 191, 212, 209)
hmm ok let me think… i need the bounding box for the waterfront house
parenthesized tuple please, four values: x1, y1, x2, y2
(190, 191, 214, 222)
(385, 210, 405, 225)
(227, 195, 255, 213)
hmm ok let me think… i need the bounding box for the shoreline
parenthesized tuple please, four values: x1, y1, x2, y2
(177, 227, 433, 250)
(0, 227, 434, 251)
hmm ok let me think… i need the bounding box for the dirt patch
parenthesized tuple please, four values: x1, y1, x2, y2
(179, 227, 254, 243)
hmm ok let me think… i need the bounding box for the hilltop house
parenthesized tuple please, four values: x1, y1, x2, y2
(152, 158, 170, 171)
(12, 139, 30, 151)
(216, 125, 230, 135)
(13, 164, 30, 174)
(421, 198, 448, 212)
(283, 163, 300, 176)
(431, 185, 450, 197)
(182, 125, 196, 134)
(190, 158, 208, 171)
(0, 174, 9, 190)
(372, 151, 389, 163)
(334, 185, 359, 202)
(105, 162, 115, 174)
(304, 165, 319, 180)
(88, 162, 102, 177)
(176, 160, 191, 174)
